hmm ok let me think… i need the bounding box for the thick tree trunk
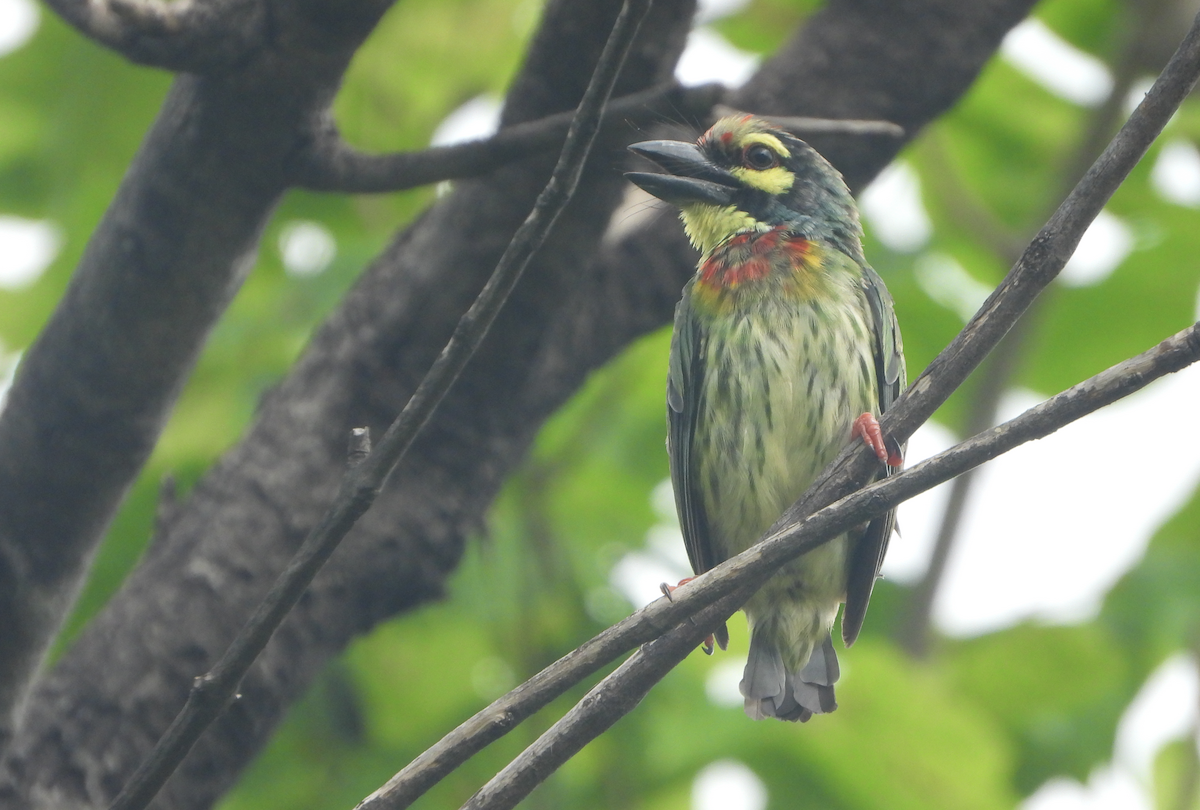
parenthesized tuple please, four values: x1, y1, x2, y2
(0, 0, 1036, 808)
(0, 0, 391, 749)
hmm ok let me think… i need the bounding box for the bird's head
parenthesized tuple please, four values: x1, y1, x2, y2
(626, 115, 863, 260)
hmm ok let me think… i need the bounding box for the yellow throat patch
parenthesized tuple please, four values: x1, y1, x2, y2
(680, 204, 768, 255)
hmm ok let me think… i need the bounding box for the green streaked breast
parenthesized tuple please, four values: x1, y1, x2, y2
(690, 269, 878, 583)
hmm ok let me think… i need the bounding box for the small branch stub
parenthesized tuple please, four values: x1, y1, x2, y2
(348, 427, 371, 468)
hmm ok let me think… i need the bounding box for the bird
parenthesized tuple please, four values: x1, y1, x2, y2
(625, 114, 905, 722)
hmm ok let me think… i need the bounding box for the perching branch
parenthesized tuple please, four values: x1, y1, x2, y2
(776, 2, 1200, 536)
(362, 11, 1200, 805)
(895, 319, 1030, 657)
(460, 584, 754, 810)
(462, 322, 1200, 810)
(899, 13, 1158, 655)
(104, 2, 656, 809)
(0, 1, 1055, 805)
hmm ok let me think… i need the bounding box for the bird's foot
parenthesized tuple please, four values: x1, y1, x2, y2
(659, 577, 717, 655)
(852, 412, 903, 467)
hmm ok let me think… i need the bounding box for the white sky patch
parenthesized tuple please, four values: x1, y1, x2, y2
(609, 550, 685, 608)
(278, 220, 336, 277)
(0, 0, 38, 56)
(606, 184, 664, 245)
(0, 346, 20, 416)
(1114, 654, 1200, 779)
(1023, 655, 1199, 810)
(651, 474, 677, 522)
(1001, 18, 1114, 107)
(1022, 767, 1150, 810)
(0, 216, 60, 289)
(859, 161, 933, 253)
(692, 760, 768, 810)
(695, 0, 750, 24)
(1150, 138, 1200, 208)
(676, 27, 759, 88)
(1058, 209, 1133, 287)
(611, 479, 693, 608)
(930, 366, 1200, 636)
(430, 94, 502, 147)
(884, 421, 958, 584)
(705, 659, 745, 708)
(914, 252, 993, 322)
(1124, 77, 1157, 118)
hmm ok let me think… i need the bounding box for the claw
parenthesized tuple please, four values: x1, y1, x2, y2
(852, 412, 903, 467)
(659, 577, 716, 654)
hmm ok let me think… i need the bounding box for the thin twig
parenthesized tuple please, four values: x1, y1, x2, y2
(464, 321, 1200, 810)
(295, 83, 724, 194)
(899, 14, 1153, 654)
(461, 583, 752, 810)
(767, 4, 1200, 548)
(867, 9, 1200, 457)
(896, 310, 1033, 656)
(104, 1, 655, 808)
(480, 5, 1200, 794)
(360, 11, 1200, 807)
(711, 104, 905, 138)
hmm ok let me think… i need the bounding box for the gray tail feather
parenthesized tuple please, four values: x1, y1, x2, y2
(739, 633, 839, 722)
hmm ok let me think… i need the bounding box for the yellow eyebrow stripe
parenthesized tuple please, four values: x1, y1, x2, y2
(730, 165, 794, 194)
(728, 133, 794, 194)
(740, 132, 789, 157)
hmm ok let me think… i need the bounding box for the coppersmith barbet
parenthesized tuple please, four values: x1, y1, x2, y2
(626, 115, 905, 722)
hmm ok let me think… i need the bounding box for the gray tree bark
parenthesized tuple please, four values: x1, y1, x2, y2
(0, 0, 1036, 808)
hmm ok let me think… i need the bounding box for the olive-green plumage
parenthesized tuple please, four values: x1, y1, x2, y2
(627, 115, 905, 722)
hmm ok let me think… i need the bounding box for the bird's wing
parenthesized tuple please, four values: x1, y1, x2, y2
(842, 264, 907, 646)
(667, 290, 719, 576)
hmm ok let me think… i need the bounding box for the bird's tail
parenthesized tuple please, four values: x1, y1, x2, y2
(739, 631, 839, 722)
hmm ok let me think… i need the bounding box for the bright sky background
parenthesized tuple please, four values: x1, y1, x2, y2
(0, 0, 36, 56)
(2, 2, 1198, 808)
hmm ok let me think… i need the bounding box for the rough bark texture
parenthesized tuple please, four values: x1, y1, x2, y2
(0, 0, 1037, 808)
(0, 0, 391, 752)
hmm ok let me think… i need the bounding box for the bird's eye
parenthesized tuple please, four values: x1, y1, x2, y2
(743, 144, 778, 170)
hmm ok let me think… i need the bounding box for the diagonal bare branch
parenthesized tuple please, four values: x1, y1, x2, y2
(0, 1, 1048, 805)
(898, 12, 1154, 657)
(776, 4, 1200, 537)
(103, 2, 657, 809)
(463, 322, 1200, 810)
(361, 10, 1200, 805)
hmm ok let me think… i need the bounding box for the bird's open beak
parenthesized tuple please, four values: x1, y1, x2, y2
(626, 140, 738, 207)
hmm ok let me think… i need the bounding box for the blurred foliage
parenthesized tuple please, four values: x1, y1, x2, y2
(2, 0, 1200, 808)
